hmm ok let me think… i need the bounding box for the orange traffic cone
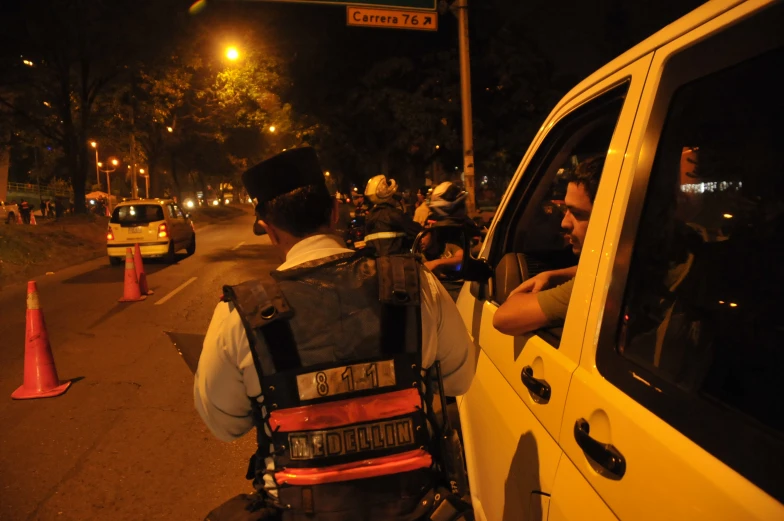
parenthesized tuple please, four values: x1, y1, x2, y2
(133, 243, 153, 295)
(30, 213, 37, 225)
(118, 248, 146, 302)
(16, 211, 22, 224)
(11, 281, 72, 400)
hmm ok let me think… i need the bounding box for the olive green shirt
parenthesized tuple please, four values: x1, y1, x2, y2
(536, 277, 575, 323)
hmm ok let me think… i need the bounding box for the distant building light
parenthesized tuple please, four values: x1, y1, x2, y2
(681, 181, 743, 193)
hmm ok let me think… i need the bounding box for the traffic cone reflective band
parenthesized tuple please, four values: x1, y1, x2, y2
(118, 248, 146, 302)
(133, 243, 153, 295)
(11, 281, 72, 400)
(30, 214, 37, 225)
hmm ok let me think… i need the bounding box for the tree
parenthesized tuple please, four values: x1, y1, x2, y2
(0, 0, 182, 212)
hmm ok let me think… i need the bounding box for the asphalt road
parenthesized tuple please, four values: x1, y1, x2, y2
(0, 209, 311, 521)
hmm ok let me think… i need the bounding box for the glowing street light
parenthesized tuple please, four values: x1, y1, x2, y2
(269, 125, 276, 133)
(90, 141, 100, 186)
(325, 171, 330, 177)
(98, 158, 120, 212)
(139, 168, 149, 198)
(226, 46, 240, 61)
(167, 126, 174, 133)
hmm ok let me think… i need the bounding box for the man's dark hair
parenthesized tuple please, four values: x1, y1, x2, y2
(417, 186, 429, 197)
(564, 155, 605, 203)
(256, 184, 333, 238)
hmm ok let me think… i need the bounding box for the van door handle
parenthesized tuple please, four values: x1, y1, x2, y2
(574, 418, 626, 479)
(520, 366, 551, 404)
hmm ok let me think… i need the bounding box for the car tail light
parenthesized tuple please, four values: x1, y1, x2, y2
(106, 227, 114, 241)
(158, 223, 168, 238)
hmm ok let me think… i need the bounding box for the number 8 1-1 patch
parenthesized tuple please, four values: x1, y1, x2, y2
(296, 360, 396, 400)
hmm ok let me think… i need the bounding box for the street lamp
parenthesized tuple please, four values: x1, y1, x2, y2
(90, 141, 100, 187)
(139, 168, 149, 199)
(167, 126, 174, 133)
(98, 158, 119, 212)
(268, 125, 276, 133)
(226, 46, 239, 61)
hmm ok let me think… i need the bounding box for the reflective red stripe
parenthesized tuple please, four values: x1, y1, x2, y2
(269, 388, 420, 432)
(275, 449, 432, 486)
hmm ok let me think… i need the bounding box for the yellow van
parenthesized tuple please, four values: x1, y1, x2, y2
(455, 1, 784, 519)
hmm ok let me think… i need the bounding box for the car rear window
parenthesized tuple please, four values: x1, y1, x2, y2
(111, 204, 164, 225)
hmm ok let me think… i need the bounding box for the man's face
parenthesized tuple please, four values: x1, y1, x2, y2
(561, 182, 593, 256)
(417, 191, 425, 203)
(420, 230, 432, 250)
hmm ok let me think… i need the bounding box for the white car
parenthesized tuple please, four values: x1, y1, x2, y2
(455, 1, 784, 521)
(0, 201, 19, 224)
(107, 199, 195, 265)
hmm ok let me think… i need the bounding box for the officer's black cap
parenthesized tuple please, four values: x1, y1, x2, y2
(242, 147, 326, 205)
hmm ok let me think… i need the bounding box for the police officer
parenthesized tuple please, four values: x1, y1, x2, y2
(195, 148, 476, 521)
(363, 174, 422, 255)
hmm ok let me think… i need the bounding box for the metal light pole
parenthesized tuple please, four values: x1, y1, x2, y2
(456, 0, 476, 216)
(91, 141, 100, 188)
(98, 158, 119, 212)
(140, 169, 149, 199)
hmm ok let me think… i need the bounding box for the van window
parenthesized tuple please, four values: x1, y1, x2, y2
(111, 204, 164, 224)
(489, 82, 628, 346)
(605, 47, 784, 500)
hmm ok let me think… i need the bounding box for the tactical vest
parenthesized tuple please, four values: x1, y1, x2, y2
(224, 251, 440, 521)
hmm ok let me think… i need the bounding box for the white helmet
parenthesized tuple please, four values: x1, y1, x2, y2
(364, 174, 398, 204)
(429, 181, 468, 218)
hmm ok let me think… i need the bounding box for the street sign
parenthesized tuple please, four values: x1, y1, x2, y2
(255, 0, 436, 10)
(347, 6, 437, 30)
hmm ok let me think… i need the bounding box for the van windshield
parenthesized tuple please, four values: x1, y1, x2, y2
(111, 204, 164, 225)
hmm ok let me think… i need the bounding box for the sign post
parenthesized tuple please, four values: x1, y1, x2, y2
(456, 0, 475, 216)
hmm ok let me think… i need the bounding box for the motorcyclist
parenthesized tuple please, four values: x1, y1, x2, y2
(428, 182, 485, 253)
(420, 182, 484, 301)
(363, 174, 422, 255)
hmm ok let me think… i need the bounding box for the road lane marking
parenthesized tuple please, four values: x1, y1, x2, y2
(231, 241, 245, 250)
(155, 277, 198, 306)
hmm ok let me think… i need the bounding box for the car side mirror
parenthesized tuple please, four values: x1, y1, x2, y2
(413, 224, 492, 283)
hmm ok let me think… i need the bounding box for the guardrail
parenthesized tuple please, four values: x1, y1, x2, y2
(6, 182, 74, 198)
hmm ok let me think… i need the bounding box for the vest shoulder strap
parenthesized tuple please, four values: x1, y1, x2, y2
(376, 255, 423, 356)
(377, 254, 421, 306)
(223, 279, 300, 375)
